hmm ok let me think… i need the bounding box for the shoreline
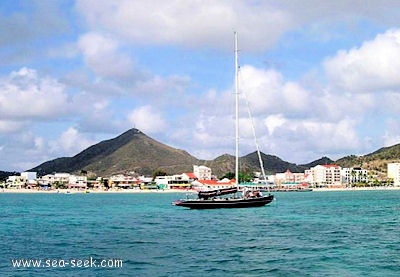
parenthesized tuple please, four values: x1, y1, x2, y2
(1, 186, 400, 194)
(312, 186, 400, 192)
(0, 188, 196, 194)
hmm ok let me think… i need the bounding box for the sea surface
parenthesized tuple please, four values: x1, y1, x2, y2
(0, 190, 399, 276)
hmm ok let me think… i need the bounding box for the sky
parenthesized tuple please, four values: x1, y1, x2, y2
(2, 0, 400, 172)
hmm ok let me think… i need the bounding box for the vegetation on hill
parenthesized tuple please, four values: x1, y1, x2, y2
(241, 152, 308, 174)
(0, 171, 20, 182)
(16, 128, 400, 178)
(336, 144, 400, 173)
(29, 129, 199, 177)
(203, 152, 308, 178)
(300, 156, 334, 168)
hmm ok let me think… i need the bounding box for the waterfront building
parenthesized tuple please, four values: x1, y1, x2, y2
(38, 173, 88, 189)
(341, 167, 369, 185)
(306, 164, 342, 187)
(182, 172, 197, 181)
(40, 174, 56, 185)
(193, 165, 212, 180)
(275, 169, 306, 183)
(54, 173, 71, 184)
(68, 175, 88, 189)
(154, 174, 191, 189)
(109, 174, 138, 189)
(6, 175, 25, 189)
(387, 163, 400, 187)
(6, 172, 38, 189)
(21, 172, 37, 183)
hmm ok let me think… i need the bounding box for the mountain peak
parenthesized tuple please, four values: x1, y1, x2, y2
(30, 128, 198, 176)
(26, 128, 400, 178)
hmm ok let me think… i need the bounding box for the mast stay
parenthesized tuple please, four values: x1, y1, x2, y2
(234, 31, 239, 189)
(235, 31, 270, 192)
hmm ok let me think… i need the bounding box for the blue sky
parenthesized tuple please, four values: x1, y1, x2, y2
(2, 0, 400, 172)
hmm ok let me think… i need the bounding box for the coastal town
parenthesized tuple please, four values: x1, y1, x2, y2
(2, 162, 400, 193)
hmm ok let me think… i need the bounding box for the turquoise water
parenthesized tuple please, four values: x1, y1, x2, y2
(1, 191, 399, 276)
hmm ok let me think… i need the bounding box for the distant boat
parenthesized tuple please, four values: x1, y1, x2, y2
(173, 32, 274, 209)
(268, 188, 313, 192)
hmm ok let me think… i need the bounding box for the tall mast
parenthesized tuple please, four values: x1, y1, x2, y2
(234, 31, 239, 188)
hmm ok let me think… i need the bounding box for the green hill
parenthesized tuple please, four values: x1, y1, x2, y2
(0, 171, 20, 182)
(26, 128, 400, 178)
(241, 152, 308, 174)
(28, 128, 320, 178)
(336, 144, 400, 173)
(30, 129, 199, 177)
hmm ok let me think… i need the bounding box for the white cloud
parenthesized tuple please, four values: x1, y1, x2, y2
(78, 32, 134, 79)
(0, 67, 69, 120)
(76, 0, 292, 51)
(76, 0, 400, 52)
(128, 105, 167, 134)
(282, 82, 310, 112)
(0, 127, 97, 171)
(383, 119, 400, 147)
(324, 29, 400, 92)
(45, 127, 96, 159)
(133, 74, 190, 99)
(239, 66, 285, 114)
(174, 57, 372, 161)
(264, 114, 286, 135)
(258, 116, 361, 163)
(0, 131, 47, 171)
(382, 91, 400, 114)
(0, 120, 26, 134)
(55, 127, 94, 153)
(5, 1, 400, 172)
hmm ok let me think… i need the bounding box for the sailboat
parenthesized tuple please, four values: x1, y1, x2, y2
(173, 32, 274, 209)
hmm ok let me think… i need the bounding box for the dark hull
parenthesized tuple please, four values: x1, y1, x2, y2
(267, 188, 313, 192)
(174, 194, 274, 209)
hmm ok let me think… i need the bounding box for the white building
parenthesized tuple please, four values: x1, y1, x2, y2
(6, 175, 25, 188)
(387, 163, 400, 187)
(306, 164, 342, 187)
(68, 175, 88, 188)
(153, 175, 174, 186)
(21, 172, 37, 183)
(6, 172, 38, 188)
(54, 173, 71, 183)
(154, 174, 191, 189)
(39, 173, 88, 188)
(341, 167, 369, 185)
(193, 165, 212, 180)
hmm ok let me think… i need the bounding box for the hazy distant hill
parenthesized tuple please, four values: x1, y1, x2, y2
(25, 128, 400, 178)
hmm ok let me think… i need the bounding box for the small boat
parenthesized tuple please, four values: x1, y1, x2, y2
(174, 32, 274, 209)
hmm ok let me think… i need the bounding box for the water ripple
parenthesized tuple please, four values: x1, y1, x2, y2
(1, 191, 400, 276)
